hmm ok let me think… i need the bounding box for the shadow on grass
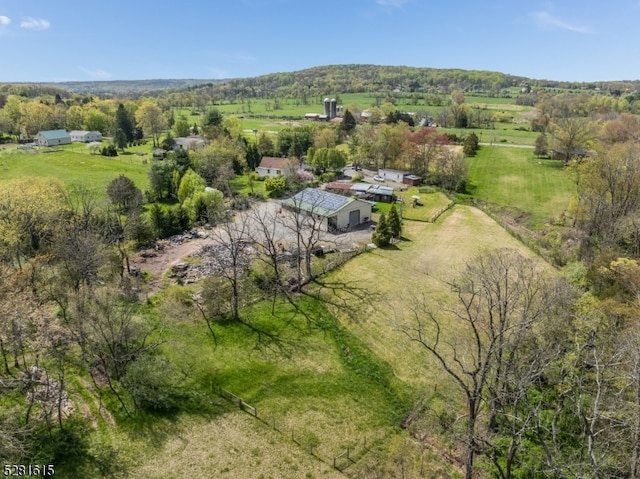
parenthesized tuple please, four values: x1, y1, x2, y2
(120, 390, 227, 450)
(32, 416, 131, 478)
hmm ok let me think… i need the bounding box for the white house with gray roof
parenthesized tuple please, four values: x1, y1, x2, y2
(35, 129, 71, 147)
(69, 130, 102, 143)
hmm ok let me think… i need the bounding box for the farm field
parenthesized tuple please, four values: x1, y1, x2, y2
(465, 145, 573, 224)
(440, 123, 538, 146)
(172, 92, 537, 145)
(0, 144, 150, 192)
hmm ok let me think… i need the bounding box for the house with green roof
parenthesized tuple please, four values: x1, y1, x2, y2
(35, 129, 71, 147)
(282, 188, 372, 232)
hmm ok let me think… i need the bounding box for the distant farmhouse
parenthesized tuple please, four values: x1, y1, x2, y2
(304, 97, 341, 122)
(35, 129, 71, 147)
(256, 156, 297, 177)
(378, 168, 422, 186)
(69, 130, 102, 143)
(174, 135, 207, 151)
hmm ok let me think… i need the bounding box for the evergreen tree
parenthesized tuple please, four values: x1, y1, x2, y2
(372, 213, 392, 247)
(114, 128, 128, 153)
(387, 204, 402, 239)
(342, 109, 357, 134)
(161, 132, 175, 150)
(245, 143, 260, 170)
(203, 108, 223, 127)
(171, 148, 192, 175)
(116, 103, 135, 144)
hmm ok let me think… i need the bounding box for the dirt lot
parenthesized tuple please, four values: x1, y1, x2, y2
(131, 200, 373, 279)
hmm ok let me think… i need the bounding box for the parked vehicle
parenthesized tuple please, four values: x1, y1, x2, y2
(373, 175, 385, 183)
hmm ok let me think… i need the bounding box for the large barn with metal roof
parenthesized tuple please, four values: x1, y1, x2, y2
(282, 188, 372, 232)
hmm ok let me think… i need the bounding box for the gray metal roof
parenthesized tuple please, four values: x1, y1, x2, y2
(38, 129, 70, 140)
(350, 183, 373, 192)
(283, 188, 353, 217)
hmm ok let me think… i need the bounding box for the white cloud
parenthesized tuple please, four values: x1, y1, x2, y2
(78, 67, 112, 80)
(530, 11, 592, 34)
(0, 16, 10, 25)
(20, 17, 50, 31)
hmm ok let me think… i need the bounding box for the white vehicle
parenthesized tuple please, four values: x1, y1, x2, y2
(373, 175, 385, 183)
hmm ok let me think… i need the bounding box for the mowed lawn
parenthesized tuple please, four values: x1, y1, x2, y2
(0, 145, 150, 192)
(466, 145, 573, 223)
(331, 205, 551, 392)
(374, 189, 453, 222)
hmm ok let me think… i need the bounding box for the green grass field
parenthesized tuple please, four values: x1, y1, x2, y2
(172, 92, 537, 146)
(374, 188, 453, 222)
(128, 203, 550, 478)
(0, 144, 150, 193)
(465, 145, 573, 224)
(440, 123, 538, 146)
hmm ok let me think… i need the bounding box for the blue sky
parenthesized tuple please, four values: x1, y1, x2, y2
(1, 0, 639, 83)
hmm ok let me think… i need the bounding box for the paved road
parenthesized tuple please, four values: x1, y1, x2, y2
(479, 142, 534, 149)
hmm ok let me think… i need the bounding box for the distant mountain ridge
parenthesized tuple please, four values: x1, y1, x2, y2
(184, 64, 640, 100)
(39, 78, 227, 96)
(4, 64, 639, 98)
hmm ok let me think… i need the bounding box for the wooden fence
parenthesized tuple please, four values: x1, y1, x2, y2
(216, 386, 386, 472)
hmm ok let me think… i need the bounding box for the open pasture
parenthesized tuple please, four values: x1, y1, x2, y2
(0, 144, 150, 192)
(440, 122, 538, 146)
(330, 204, 549, 391)
(465, 145, 573, 224)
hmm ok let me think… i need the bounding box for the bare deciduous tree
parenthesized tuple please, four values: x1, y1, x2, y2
(396, 249, 559, 479)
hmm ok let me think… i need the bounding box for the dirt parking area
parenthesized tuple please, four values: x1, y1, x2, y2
(131, 199, 373, 278)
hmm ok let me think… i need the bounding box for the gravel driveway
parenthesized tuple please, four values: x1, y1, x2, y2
(132, 199, 373, 278)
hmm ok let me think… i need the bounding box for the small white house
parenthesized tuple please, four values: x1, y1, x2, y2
(256, 156, 296, 177)
(174, 136, 206, 150)
(69, 130, 102, 143)
(35, 130, 71, 147)
(378, 168, 408, 183)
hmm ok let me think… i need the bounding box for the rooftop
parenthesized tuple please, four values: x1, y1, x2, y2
(258, 156, 292, 169)
(38, 129, 70, 140)
(282, 188, 354, 217)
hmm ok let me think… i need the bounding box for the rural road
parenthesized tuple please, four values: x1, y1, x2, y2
(479, 142, 534, 149)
